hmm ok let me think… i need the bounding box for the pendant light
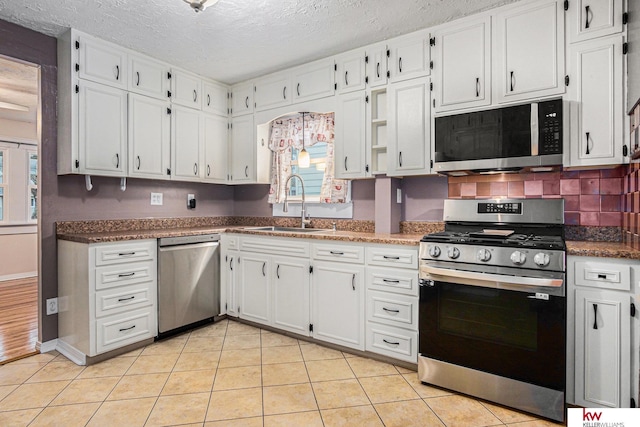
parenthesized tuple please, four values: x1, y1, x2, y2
(298, 112, 310, 168)
(183, 0, 219, 13)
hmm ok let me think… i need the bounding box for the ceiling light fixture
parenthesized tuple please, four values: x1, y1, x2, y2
(183, 0, 219, 13)
(298, 112, 310, 168)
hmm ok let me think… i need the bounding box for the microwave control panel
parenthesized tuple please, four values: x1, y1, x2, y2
(538, 99, 563, 155)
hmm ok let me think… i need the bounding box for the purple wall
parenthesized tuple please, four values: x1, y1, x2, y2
(401, 175, 449, 221)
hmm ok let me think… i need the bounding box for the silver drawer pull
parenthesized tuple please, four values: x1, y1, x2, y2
(382, 307, 400, 313)
(383, 339, 400, 346)
(330, 250, 344, 255)
(118, 272, 135, 278)
(118, 252, 136, 256)
(119, 325, 136, 332)
(382, 279, 400, 284)
(383, 255, 400, 260)
(118, 296, 135, 302)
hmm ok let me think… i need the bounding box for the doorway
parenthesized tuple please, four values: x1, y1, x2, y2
(0, 54, 40, 363)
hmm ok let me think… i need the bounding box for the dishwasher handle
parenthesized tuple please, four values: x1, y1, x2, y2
(158, 241, 219, 253)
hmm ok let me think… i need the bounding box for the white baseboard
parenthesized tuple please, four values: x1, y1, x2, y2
(0, 271, 37, 282)
(55, 340, 87, 366)
(36, 339, 58, 354)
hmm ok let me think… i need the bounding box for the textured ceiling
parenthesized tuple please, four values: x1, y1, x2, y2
(0, 0, 520, 85)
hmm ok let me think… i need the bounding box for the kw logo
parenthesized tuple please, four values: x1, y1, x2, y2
(583, 408, 603, 421)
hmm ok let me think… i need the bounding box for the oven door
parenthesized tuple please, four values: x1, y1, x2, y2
(419, 272, 566, 391)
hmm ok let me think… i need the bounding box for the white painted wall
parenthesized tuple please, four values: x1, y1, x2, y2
(0, 231, 37, 281)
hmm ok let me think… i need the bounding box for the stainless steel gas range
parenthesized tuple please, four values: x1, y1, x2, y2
(418, 198, 566, 422)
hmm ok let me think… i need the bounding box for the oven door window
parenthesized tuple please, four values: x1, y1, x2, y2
(420, 282, 565, 391)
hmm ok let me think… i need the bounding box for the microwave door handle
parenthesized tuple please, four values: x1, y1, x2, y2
(530, 103, 539, 156)
(422, 265, 563, 288)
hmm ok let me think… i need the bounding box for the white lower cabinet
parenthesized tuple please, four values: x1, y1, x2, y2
(568, 256, 638, 409)
(221, 235, 239, 317)
(57, 239, 157, 364)
(272, 255, 311, 336)
(239, 253, 271, 325)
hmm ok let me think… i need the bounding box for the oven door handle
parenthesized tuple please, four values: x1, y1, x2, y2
(422, 265, 563, 288)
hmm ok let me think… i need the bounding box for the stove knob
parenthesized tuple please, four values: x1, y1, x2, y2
(447, 247, 460, 259)
(477, 248, 491, 262)
(534, 252, 550, 267)
(510, 251, 527, 265)
(428, 246, 441, 258)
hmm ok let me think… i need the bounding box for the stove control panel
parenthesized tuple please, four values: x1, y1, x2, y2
(477, 248, 492, 262)
(510, 251, 527, 265)
(447, 247, 460, 259)
(428, 246, 441, 258)
(534, 252, 550, 267)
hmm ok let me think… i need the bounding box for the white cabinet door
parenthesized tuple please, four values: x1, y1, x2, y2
(433, 16, 491, 113)
(128, 54, 169, 100)
(202, 80, 229, 116)
(76, 32, 127, 89)
(336, 50, 366, 93)
(568, 0, 624, 43)
(78, 80, 127, 176)
(171, 105, 202, 181)
(312, 261, 365, 351)
(239, 253, 271, 325)
(203, 113, 228, 183)
(231, 82, 254, 116)
(387, 78, 431, 176)
(575, 288, 630, 408)
(223, 250, 239, 317)
(128, 93, 171, 180)
(568, 35, 625, 167)
(292, 59, 335, 102)
(229, 115, 255, 183)
(272, 256, 310, 336)
(495, 0, 564, 103)
(254, 72, 292, 111)
(334, 91, 368, 179)
(366, 43, 389, 88)
(170, 68, 202, 109)
(388, 31, 431, 83)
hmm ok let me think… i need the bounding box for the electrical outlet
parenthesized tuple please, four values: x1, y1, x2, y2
(150, 192, 163, 205)
(46, 298, 58, 315)
(396, 188, 402, 203)
(187, 193, 196, 209)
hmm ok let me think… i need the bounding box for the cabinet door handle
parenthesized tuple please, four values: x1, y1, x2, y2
(118, 296, 135, 302)
(207, 94, 211, 106)
(262, 262, 266, 277)
(376, 62, 380, 78)
(194, 163, 198, 175)
(399, 151, 403, 167)
(136, 71, 140, 86)
(593, 304, 598, 329)
(115, 65, 120, 80)
(509, 71, 515, 92)
(344, 156, 348, 171)
(585, 132, 591, 155)
(475, 77, 480, 97)
(297, 83, 300, 96)
(382, 307, 400, 313)
(283, 86, 287, 100)
(193, 90, 198, 102)
(277, 264, 280, 279)
(245, 96, 249, 108)
(383, 255, 400, 260)
(207, 164, 211, 177)
(245, 165, 249, 177)
(119, 325, 135, 332)
(352, 273, 356, 291)
(330, 250, 344, 255)
(136, 156, 141, 170)
(383, 278, 400, 283)
(118, 272, 135, 278)
(344, 70, 349, 86)
(383, 339, 400, 346)
(398, 57, 403, 73)
(118, 252, 136, 256)
(115, 153, 120, 169)
(585, 5, 591, 29)
(229, 257, 233, 271)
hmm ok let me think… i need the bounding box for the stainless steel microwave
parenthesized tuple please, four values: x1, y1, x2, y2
(434, 99, 566, 175)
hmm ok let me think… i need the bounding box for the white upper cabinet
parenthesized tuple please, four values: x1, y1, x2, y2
(494, 0, 565, 103)
(171, 105, 203, 181)
(335, 91, 368, 179)
(203, 113, 228, 183)
(366, 43, 389, 88)
(432, 15, 492, 113)
(229, 114, 255, 182)
(567, 35, 625, 167)
(388, 30, 431, 83)
(76, 32, 127, 89)
(335, 49, 367, 93)
(170, 68, 202, 109)
(128, 54, 169, 100)
(77, 79, 127, 176)
(387, 78, 432, 176)
(128, 93, 171, 180)
(202, 80, 229, 116)
(254, 72, 292, 111)
(231, 82, 254, 116)
(292, 58, 335, 102)
(568, 0, 625, 43)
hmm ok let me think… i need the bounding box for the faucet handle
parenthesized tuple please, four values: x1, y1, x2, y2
(332, 222, 337, 231)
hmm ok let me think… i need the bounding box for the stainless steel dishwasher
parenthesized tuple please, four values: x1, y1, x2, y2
(158, 234, 220, 334)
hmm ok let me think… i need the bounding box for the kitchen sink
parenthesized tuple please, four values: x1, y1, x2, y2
(245, 226, 331, 233)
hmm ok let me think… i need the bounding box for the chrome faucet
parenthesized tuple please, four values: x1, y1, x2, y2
(283, 174, 311, 228)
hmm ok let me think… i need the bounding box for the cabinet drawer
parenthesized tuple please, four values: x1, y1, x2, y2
(312, 243, 364, 264)
(95, 284, 154, 317)
(241, 237, 310, 257)
(95, 261, 155, 291)
(366, 246, 418, 269)
(93, 240, 156, 266)
(96, 309, 155, 354)
(366, 322, 418, 363)
(366, 267, 418, 296)
(575, 261, 631, 291)
(367, 290, 417, 329)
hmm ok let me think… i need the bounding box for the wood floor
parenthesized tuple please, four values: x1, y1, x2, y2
(0, 277, 38, 364)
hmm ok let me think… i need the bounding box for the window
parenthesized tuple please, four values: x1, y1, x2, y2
(0, 150, 5, 222)
(0, 144, 38, 225)
(289, 141, 327, 200)
(28, 152, 37, 221)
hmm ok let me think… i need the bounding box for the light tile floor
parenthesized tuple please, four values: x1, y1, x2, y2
(0, 319, 564, 426)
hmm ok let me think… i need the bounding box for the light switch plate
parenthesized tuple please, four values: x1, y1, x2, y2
(151, 192, 163, 205)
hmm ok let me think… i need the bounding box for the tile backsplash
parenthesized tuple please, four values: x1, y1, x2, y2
(623, 162, 640, 248)
(448, 167, 625, 227)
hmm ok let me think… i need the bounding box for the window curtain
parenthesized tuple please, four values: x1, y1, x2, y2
(267, 112, 348, 204)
